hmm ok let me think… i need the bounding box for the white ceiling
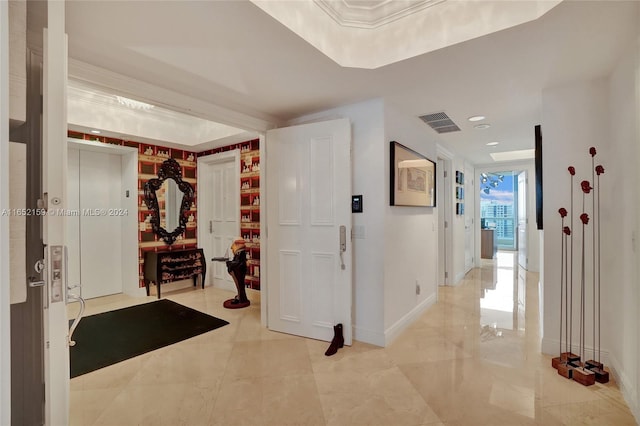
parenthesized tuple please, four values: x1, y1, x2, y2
(67, 79, 252, 151)
(64, 0, 639, 165)
(253, 0, 560, 68)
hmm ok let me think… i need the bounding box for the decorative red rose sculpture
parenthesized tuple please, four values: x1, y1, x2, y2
(589, 147, 597, 157)
(581, 180, 592, 194)
(568, 166, 576, 176)
(595, 165, 605, 175)
(563, 226, 571, 236)
(558, 207, 568, 217)
(580, 213, 589, 225)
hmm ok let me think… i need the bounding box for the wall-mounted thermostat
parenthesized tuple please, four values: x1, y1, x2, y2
(352, 195, 363, 213)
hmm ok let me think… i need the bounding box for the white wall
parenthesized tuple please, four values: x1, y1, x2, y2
(541, 65, 639, 423)
(289, 99, 387, 345)
(290, 99, 476, 346)
(382, 102, 438, 343)
(606, 35, 640, 421)
(541, 78, 609, 361)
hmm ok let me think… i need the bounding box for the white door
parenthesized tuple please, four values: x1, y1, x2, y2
(517, 171, 527, 269)
(266, 118, 352, 345)
(42, 3, 70, 424)
(198, 151, 239, 291)
(67, 148, 124, 298)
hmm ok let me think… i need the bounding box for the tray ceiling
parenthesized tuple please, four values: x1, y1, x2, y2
(251, 0, 562, 68)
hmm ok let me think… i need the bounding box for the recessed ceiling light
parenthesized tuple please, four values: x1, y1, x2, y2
(468, 115, 485, 122)
(474, 123, 491, 129)
(486, 142, 499, 146)
(90, 130, 101, 134)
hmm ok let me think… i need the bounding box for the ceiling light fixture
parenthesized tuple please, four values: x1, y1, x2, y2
(90, 130, 101, 134)
(115, 95, 155, 111)
(486, 141, 499, 146)
(480, 172, 505, 194)
(468, 115, 485, 122)
(474, 123, 491, 129)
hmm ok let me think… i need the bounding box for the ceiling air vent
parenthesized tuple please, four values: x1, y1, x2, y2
(419, 112, 461, 134)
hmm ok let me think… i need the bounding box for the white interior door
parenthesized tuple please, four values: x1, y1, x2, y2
(198, 151, 239, 291)
(67, 148, 124, 298)
(517, 171, 528, 269)
(266, 118, 352, 345)
(210, 159, 238, 290)
(42, 3, 70, 424)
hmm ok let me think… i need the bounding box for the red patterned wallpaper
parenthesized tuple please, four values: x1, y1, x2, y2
(68, 131, 198, 288)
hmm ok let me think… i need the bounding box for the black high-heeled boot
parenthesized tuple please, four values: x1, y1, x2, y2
(324, 323, 344, 356)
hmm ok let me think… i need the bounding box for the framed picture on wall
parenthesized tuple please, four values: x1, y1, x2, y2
(390, 141, 436, 207)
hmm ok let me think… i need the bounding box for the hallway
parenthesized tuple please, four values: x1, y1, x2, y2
(69, 252, 636, 425)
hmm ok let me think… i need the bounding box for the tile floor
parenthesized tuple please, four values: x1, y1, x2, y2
(69, 252, 638, 425)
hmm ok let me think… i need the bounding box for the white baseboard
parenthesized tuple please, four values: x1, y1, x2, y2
(353, 325, 385, 347)
(125, 286, 148, 298)
(540, 337, 609, 366)
(608, 352, 640, 424)
(383, 292, 437, 346)
(542, 339, 639, 423)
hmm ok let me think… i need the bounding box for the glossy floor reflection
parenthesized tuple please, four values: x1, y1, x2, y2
(69, 252, 637, 425)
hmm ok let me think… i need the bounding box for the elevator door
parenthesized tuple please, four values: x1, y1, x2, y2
(68, 148, 124, 298)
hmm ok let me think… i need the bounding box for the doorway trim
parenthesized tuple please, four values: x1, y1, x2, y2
(197, 149, 240, 290)
(67, 138, 139, 296)
(475, 160, 539, 272)
(437, 144, 453, 287)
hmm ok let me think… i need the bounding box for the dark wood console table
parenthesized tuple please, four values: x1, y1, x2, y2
(144, 248, 206, 299)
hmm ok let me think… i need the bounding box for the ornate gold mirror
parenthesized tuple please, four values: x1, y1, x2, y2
(144, 158, 194, 245)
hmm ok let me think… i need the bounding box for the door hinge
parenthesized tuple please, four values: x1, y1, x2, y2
(444, 170, 448, 178)
(445, 272, 448, 278)
(445, 221, 448, 228)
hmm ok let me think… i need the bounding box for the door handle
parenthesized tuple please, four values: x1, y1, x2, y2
(339, 225, 346, 270)
(28, 278, 45, 288)
(209, 221, 213, 233)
